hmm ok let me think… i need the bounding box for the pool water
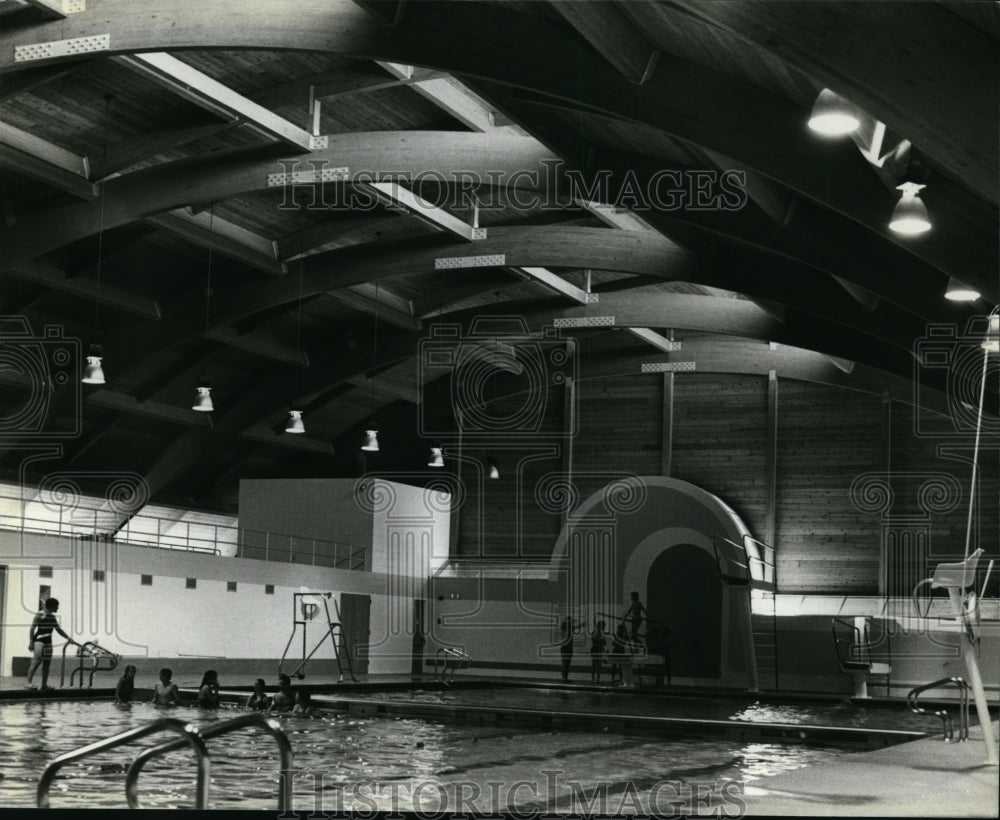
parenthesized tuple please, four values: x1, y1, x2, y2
(0, 699, 854, 812)
(354, 687, 948, 733)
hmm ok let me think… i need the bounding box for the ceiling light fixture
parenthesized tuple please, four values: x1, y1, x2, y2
(945, 277, 981, 302)
(807, 88, 859, 136)
(192, 384, 214, 412)
(361, 429, 380, 452)
(889, 182, 931, 235)
(428, 446, 445, 468)
(82, 345, 106, 385)
(488, 456, 500, 480)
(285, 410, 305, 434)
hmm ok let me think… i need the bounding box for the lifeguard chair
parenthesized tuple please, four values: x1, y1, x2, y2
(278, 591, 357, 682)
(912, 549, 997, 764)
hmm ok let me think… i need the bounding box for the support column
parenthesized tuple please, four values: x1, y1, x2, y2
(765, 371, 778, 546)
(661, 372, 674, 477)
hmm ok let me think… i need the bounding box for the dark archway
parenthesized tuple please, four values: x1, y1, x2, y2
(646, 544, 721, 678)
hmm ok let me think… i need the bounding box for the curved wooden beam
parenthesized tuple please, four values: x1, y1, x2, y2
(0, 0, 991, 289)
(0, 131, 556, 263)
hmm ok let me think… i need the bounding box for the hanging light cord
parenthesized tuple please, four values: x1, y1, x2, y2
(963, 306, 999, 561)
(295, 231, 305, 390)
(370, 281, 380, 413)
(94, 95, 113, 335)
(203, 204, 215, 365)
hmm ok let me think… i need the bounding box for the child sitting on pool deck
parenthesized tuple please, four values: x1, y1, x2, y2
(115, 665, 137, 703)
(151, 667, 180, 706)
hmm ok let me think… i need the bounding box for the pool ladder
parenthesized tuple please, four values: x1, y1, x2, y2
(37, 713, 293, 810)
(434, 647, 471, 683)
(59, 640, 120, 688)
(907, 677, 970, 742)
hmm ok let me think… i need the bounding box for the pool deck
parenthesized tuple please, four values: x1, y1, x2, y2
(741, 720, 999, 817)
(1, 672, 997, 817)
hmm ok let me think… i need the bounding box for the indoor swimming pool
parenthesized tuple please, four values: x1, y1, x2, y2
(0, 698, 859, 812)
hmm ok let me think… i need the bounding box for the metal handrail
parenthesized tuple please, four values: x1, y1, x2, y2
(831, 617, 872, 670)
(238, 529, 367, 569)
(61, 640, 120, 688)
(37, 718, 210, 809)
(713, 536, 750, 585)
(435, 647, 471, 682)
(907, 677, 970, 742)
(125, 713, 293, 811)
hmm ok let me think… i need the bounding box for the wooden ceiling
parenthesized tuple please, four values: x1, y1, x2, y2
(0, 0, 997, 514)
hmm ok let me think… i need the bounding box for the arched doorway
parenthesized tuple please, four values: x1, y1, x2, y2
(646, 544, 721, 678)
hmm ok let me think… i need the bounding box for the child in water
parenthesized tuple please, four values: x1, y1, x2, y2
(245, 678, 272, 711)
(115, 665, 137, 703)
(198, 669, 220, 708)
(292, 690, 313, 716)
(151, 667, 180, 706)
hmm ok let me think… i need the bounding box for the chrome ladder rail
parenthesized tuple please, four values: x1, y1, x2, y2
(907, 677, 971, 742)
(126, 713, 294, 811)
(435, 647, 471, 683)
(37, 718, 210, 809)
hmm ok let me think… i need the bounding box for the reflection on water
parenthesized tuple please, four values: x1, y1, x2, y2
(0, 698, 877, 811)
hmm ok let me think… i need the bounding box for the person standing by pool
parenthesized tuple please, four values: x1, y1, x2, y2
(589, 620, 607, 684)
(198, 670, 220, 708)
(151, 668, 180, 706)
(559, 617, 574, 682)
(624, 591, 646, 643)
(26, 598, 78, 691)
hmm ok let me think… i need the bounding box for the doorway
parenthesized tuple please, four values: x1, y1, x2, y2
(646, 544, 721, 678)
(339, 593, 371, 675)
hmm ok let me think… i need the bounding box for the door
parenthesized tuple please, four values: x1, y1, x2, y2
(339, 593, 371, 675)
(646, 544, 721, 678)
(411, 599, 426, 675)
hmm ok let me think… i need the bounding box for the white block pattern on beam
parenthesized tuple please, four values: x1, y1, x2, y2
(15, 32, 107, 62)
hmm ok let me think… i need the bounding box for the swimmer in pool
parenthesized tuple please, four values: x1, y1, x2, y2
(115, 665, 137, 703)
(245, 678, 272, 711)
(198, 669, 220, 708)
(151, 667, 180, 706)
(292, 690, 313, 716)
(270, 674, 295, 712)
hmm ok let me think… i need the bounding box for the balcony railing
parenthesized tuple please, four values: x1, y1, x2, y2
(2, 499, 367, 570)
